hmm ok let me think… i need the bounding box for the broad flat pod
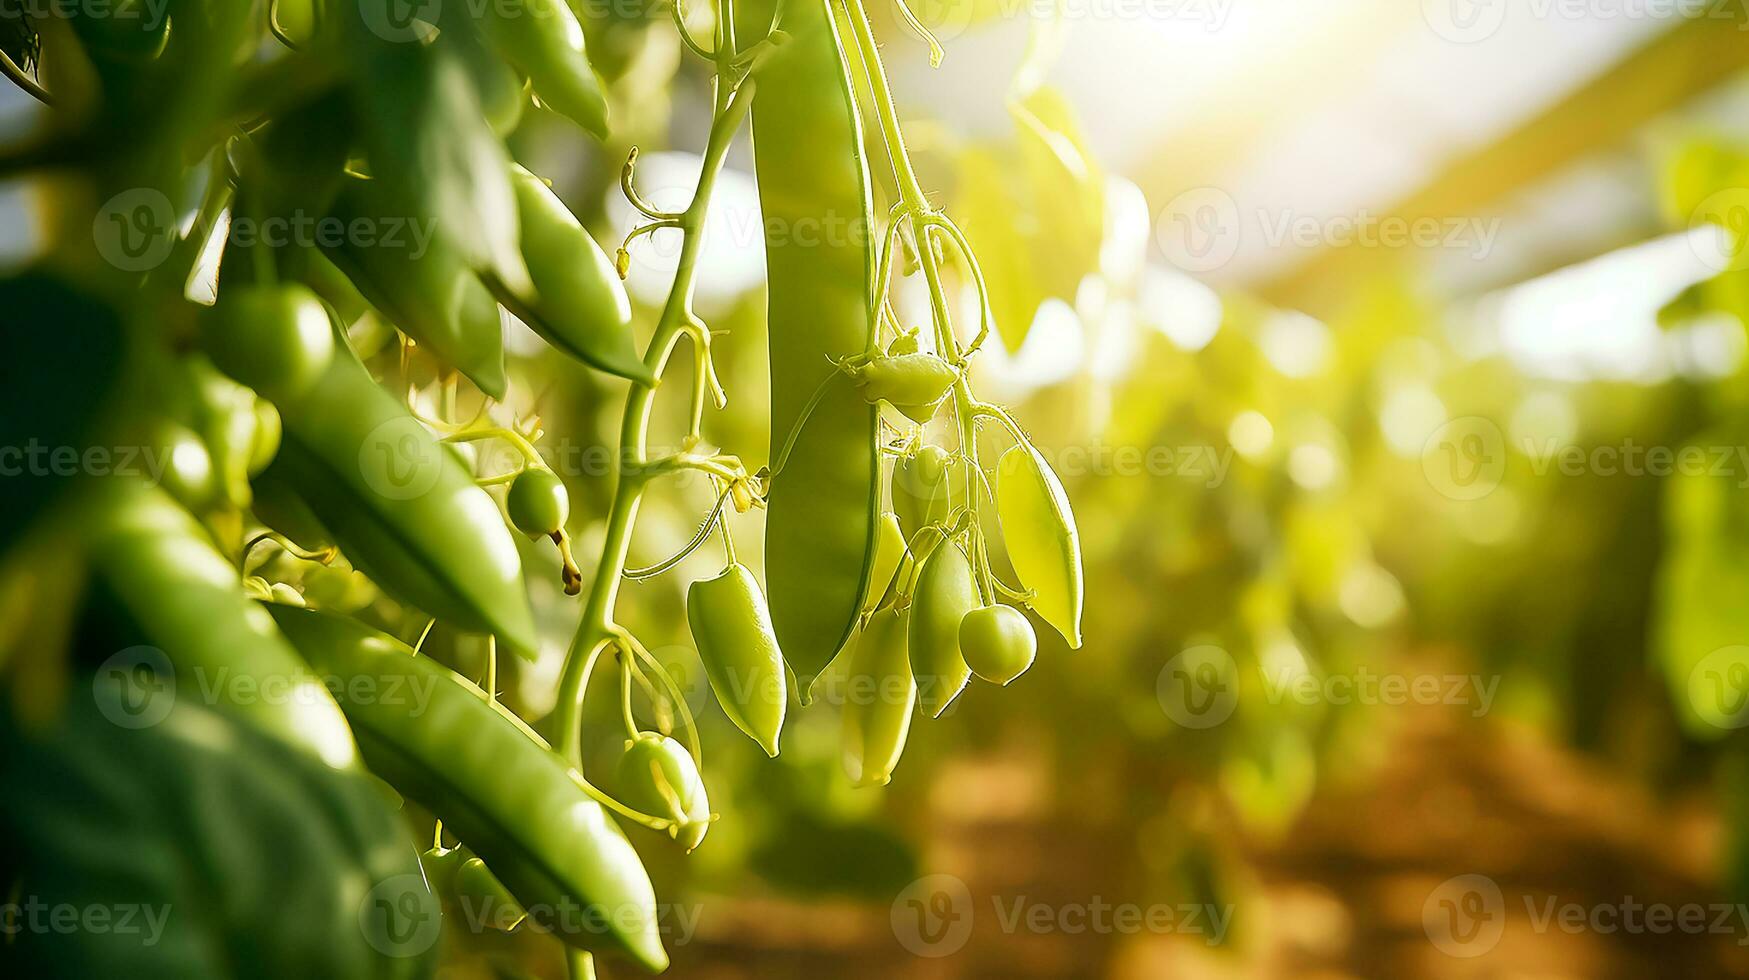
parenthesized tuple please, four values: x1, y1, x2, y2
(908, 539, 976, 717)
(840, 608, 916, 787)
(616, 733, 712, 852)
(753, 0, 880, 691)
(269, 606, 667, 971)
(322, 175, 509, 399)
(84, 479, 357, 770)
(860, 512, 910, 616)
(496, 166, 653, 384)
(996, 444, 1083, 648)
(475, 0, 609, 139)
(960, 604, 1037, 685)
(848, 351, 958, 424)
(266, 343, 537, 654)
(687, 564, 786, 755)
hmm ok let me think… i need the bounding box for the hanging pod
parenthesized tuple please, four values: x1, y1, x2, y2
(421, 846, 527, 931)
(616, 734, 712, 852)
(996, 444, 1084, 648)
(860, 512, 910, 616)
(892, 445, 952, 540)
(960, 604, 1037, 685)
(907, 539, 976, 717)
(841, 608, 916, 787)
(687, 564, 787, 755)
(495, 165, 654, 384)
(754, 0, 881, 693)
(321, 174, 510, 400)
(506, 467, 570, 540)
(474, 0, 610, 139)
(198, 282, 334, 405)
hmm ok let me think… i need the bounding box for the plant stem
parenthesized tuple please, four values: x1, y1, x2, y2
(553, 15, 754, 766)
(840, 0, 989, 588)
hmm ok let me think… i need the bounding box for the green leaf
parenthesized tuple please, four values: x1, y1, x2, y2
(0, 690, 435, 979)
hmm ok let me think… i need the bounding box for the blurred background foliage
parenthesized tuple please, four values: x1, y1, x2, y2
(13, 0, 1749, 977)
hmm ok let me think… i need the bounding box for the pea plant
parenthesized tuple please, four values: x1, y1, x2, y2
(0, 0, 1084, 975)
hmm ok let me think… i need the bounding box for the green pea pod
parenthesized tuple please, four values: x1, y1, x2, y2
(83, 479, 358, 770)
(892, 446, 951, 540)
(185, 357, 260, 512)
(476, 0, 609, 139)
(840, 608, 915, 787)
(908, 538, 975, 718)
(250, 466, 332, 550)
(422, 846, 527, 931)
(860, 512, 909, 616)
(996, 444, 1084, 648)
(495, 165, 653, 384)
(268, 605, 668, 971)
(322, 174, 509, 399)
(616, 733, 712, 852)
(687, 563, 786, 756)
(849, 352, 958, 424)
(752, 0, 881, 691)
(265, 342, 537, 654)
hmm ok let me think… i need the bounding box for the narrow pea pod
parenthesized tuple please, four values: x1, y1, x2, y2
(687, 564, 787, 756)
(892, 445, 952, 539)
(82, 479, 358, 770)
(840, 608, 916, 787)
(860, 512, 909, 616)
(753, 0, 880, 693)
(422, 846, 527, 931)
(322, 174, 509, 399)
(475, 0, 609, 139)
(268, 605, 668, 972)
(615, 733, 712, 852)
(996, 444, 1084, 648)
(908, 539, 976, 718)
(496, 165, 653, 384)
(265, 342, 538, 654)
